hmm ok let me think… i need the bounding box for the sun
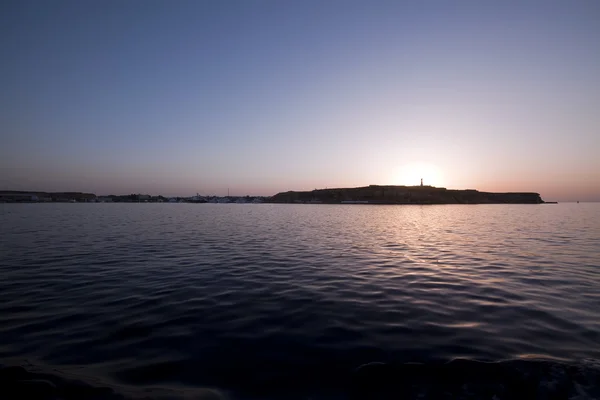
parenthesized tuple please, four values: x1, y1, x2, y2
(395, 163, 444, 187)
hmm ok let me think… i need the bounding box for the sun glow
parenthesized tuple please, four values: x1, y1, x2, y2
(395, 163, 444, 187)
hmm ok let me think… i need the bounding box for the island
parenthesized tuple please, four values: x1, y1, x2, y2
(269, 185, 546, 204)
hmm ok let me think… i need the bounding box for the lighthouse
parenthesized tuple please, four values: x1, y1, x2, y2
(420, 178, 423, 187)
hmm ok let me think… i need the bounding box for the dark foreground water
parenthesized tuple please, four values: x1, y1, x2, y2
(1, 203, 599, 399)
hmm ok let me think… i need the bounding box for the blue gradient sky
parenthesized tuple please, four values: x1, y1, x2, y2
(1, 0, 599, 200)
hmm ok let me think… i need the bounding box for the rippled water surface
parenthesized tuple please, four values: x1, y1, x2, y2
(1, 203, 599, 399)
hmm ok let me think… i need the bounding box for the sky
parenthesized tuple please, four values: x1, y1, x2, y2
(1, 0, 599, 201)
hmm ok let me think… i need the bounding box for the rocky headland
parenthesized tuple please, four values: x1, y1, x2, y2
(269, 185, 546, 204)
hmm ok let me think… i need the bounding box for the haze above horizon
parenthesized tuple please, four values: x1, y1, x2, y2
(1, 1, 599, 201)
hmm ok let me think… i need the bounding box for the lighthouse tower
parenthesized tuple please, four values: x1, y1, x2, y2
(420, 178, 423, 187)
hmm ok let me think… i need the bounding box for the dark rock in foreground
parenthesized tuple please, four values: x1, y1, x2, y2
(351, 359, 600, 400)
(0, 364, 223, 400)
(2, 358, 599, 399)
(0, 365, 122, 400)
(269, 185, 545, 204)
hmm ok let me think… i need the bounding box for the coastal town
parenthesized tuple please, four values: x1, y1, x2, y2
(0, 191, 267, 204)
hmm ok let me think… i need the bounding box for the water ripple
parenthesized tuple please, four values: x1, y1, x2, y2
(1, 202, 599, 398)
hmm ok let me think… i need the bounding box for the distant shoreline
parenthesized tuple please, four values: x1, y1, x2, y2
(0, 191, 266, 204)
(0, 185, 556, 204)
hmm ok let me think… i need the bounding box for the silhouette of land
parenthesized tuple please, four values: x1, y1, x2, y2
(270, 185, 546, 204)
(0, 191, 97, 203)
(0, 186, 548, 204)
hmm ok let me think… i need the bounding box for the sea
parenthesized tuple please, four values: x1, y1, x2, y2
(1, 203, 599, 399)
